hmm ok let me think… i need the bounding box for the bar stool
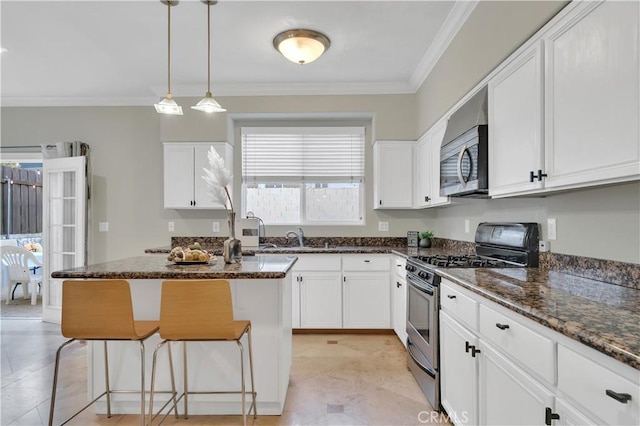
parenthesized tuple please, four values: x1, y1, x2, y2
(48, 280, 174, 426)
(148, 279, 257, 426)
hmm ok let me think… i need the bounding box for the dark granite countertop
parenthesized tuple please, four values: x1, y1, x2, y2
(437, 268, 640, 371)
(51, 254, 297, 280)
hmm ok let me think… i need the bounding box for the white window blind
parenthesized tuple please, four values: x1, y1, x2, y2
(242, 127, 365, 182)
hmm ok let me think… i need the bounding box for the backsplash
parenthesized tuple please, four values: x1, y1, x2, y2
(540, 252, 639, 290)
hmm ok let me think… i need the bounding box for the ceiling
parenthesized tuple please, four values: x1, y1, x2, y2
(0, 1, 476, 107)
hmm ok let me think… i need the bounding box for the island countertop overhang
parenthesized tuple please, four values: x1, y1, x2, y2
(51, 254, 298, 280)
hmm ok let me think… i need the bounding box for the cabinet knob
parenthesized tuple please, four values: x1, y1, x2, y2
(397, 281, 402, 288)
(496, 323, 510, 330)
(424, 196, 430, 202)
(606, 389, 632, 403)
(544, 407, 560, 425)
(379, 200, 382, 205)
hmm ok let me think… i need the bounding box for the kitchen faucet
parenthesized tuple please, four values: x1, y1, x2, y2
(286, 227, 304, 247)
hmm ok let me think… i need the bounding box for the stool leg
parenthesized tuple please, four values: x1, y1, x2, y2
(139, 341, 146, 426)
(48, 338, 76, 426)
(237, 340, 246, 426)
(247, 325, 257, 419)
(148, 341, 163, 426)
(183, 342, 189, 419)
(104, 341, 111, 417)
(167, 342, 179, 418)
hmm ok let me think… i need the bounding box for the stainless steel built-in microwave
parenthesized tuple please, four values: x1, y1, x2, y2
(439, 124, 488, 198)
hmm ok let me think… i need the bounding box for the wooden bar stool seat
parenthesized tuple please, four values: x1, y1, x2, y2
(148, 279, 257, 426)
(48, 280, 177, 426)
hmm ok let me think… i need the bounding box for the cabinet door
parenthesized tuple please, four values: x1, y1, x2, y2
(415, 119, 449, 208)
(440, 311, 478, 426)
(164, 144, 196, 208)
(556, 398, 600, 426)
(373, 141, 414, 209)
(392, 275, 407, 345)
(544, 0, 640, 189)
(193, 143, 232, 209)
(299, 271, 342, 328)
(489, 42, 545, 197)
(479, 340, 554, 426)
(343, 272, 390, 328)
(414, 136, 432, 208)
(427, 119, 450, 207)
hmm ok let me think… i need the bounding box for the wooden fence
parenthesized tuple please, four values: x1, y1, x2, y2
(0, 166, 43, 235)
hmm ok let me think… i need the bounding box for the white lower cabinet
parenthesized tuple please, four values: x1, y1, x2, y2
(440, 311, 479, 426)
(440, 278, 638, 426)
(343, 272, 390, 328)
(392, 255, 408, 346)
(479, 340, 554, 426)
(292, 254, 391, 329)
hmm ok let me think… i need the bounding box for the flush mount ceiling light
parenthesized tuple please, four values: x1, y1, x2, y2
(192, 0, 226, 113)
(273, 29, 330, 65)
(155, 0, 183, 115)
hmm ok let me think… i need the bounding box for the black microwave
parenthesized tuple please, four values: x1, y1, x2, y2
(439, 124, 488, 197)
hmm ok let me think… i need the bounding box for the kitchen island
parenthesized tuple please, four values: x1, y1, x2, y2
(51, 254, 296, 416)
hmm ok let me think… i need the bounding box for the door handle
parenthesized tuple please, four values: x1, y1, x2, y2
(447, 294, 456, 299)
(496, 323, 510, 330)
(457, 145, 467, 185)
(396, 282, 402, 288)
(606, 389, 632, 403)
(544, 407, 560, 425)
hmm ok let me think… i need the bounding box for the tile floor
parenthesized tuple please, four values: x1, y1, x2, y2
(1, 319, 449, 425)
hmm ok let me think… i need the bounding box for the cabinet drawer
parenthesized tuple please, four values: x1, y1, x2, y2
(393, 256, 407, 278)
(293, 255, 341, 271)
(342, 255, 389, 271)
(479, 304, 555, 384)
(558, 345, 640, 426)
(440, 280, 478, 330)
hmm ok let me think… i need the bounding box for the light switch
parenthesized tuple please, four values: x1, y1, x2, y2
(464, 219, 470, 233)
(99, 222, 109, 232)
(547, 218, 557, 240)
(212, 221, 220, 233)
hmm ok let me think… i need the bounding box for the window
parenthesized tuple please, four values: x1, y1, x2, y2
(242, 127, 365, 225)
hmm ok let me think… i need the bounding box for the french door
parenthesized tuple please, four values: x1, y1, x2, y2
(42, 156, 87, 323)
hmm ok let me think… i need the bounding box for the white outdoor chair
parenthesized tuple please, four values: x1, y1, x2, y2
(0, 246, 43, 305)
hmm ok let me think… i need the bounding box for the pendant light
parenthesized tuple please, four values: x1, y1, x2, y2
(273, 29, 330, 65)
(155, 0, 183, 115)
(192, 0, 226, 113)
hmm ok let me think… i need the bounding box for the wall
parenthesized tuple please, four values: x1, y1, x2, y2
(416, 0, 639, 264)
(1, 94, 437, 264)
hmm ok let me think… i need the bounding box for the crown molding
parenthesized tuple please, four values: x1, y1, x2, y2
(409, 0, 479, 91)
(1, 96, 159, 107)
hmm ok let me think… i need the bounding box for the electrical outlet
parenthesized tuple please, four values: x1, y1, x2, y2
(547, 218, 557, 240)
(212, 221, 220, 233)
(539, 240, 550, 252)
(464, 219, 470, 233)
(99, 222, 109, 232)
(378, 221, 389, 232)
(168, 221, 175, 232)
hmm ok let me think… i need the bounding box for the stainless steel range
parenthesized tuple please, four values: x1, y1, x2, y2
(406, 222, 540, 411)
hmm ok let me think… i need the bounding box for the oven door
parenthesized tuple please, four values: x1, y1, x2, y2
(406, 274, 438, 369)
(440, 125, 488, 197)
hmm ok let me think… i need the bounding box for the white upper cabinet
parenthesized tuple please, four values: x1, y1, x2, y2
(488, 42, 545, 197)
(487, 0, 639, 198)
(543, 0, 640, 190)
(415, 118, 450, 208)
(163, 142, 233, 209)
(373, 141, 415, 209)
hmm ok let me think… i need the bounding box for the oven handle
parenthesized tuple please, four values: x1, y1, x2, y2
(407, 339, 436, 379)
(408, 279, 434, 296)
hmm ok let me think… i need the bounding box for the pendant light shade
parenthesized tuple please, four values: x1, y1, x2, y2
(192, 0, 226, 113)
(273, 29, 330, 65)
(155, 0, 183, 115)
